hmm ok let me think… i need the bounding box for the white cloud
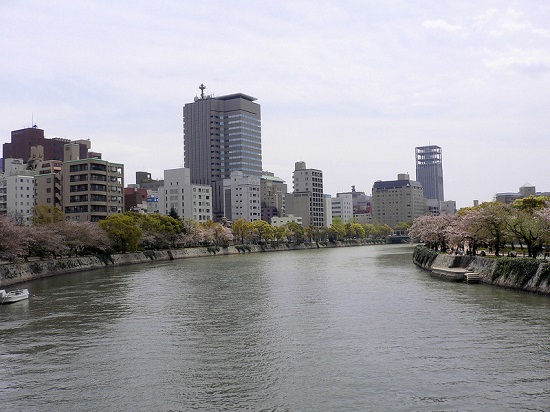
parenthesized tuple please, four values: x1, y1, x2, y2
(423, 19, 462, 32)
(473, 8, 499, 26)
(484, 49, 550, 75)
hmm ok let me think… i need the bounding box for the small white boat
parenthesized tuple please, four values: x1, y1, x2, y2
(0, 288, 30, 304)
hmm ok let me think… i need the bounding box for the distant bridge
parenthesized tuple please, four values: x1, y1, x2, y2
(386, 235, 410, 244)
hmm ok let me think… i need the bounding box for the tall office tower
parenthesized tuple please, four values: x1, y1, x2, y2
(291, 161, 324, 227)
(415, 145, 444, 202)
(183, 84, 262, 220)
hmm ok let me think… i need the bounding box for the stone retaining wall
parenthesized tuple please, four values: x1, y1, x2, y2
(413, 246, 550, 295)
(0, 240, 366, 287)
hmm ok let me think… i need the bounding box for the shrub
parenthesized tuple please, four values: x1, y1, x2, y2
(492, 257, 540, 285)
(207, 246, 220, 255)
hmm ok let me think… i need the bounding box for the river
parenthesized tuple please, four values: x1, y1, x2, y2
(1, 244, 550, 411)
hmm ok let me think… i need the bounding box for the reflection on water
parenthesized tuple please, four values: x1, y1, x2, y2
(1, 244, 550, 411)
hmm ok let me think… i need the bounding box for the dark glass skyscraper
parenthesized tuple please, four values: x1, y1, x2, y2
(415, 145, 444, 202)
(183, 86, 262, 185)
(183, 85, 262, 219)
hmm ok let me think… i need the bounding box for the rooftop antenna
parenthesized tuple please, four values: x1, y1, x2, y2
(199, 83, 206, 100)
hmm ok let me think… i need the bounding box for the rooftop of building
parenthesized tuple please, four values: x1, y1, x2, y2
(261, 173, 285, 182)
(373, 179, 423, 190)
(216, 93, 257, 102)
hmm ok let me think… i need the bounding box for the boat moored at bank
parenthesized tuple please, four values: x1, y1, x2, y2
(1, 288, 30, 304)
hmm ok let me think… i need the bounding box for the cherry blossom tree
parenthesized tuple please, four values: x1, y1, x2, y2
(23, 223, 67, 259)
(56, 221, 110, 255)
(408, 214, 456, 251)
(0, 215, 27, 261)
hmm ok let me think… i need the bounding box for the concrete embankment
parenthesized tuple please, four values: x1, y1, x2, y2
(0, 241, 367, 287)
(413, 246, 550, 295)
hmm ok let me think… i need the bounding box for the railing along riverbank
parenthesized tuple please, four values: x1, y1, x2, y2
(413, 245, 550, 295)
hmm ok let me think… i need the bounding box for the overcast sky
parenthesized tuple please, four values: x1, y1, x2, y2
(2, 1, 549, 209)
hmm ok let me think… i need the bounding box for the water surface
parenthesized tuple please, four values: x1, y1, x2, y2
(2, 244, 549, 411)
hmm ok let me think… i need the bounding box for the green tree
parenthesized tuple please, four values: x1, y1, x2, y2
(471, 202, 510, 256)
(304, 225, 323, 242)
(232, 219, 253, 244)
(328, 217, 346, 241)
(506, 196, 549, 258)
(169, 207, 180, 221)
(362, 223, 375, 239)
(394, 222, 410, 236)
(273, 225, 290, 244)
(251, 220, 274, 244)
(32, 205, 65, 225)
(375, 222, 394, 239)
(99, 214, 142, 252)
(286, 222, 304, 244)
(347, 222, 365, 239)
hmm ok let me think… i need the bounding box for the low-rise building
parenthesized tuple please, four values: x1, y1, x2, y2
(494, 183, 549, 204)
(271, 214, 303, 227)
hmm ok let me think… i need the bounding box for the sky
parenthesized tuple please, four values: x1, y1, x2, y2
(1, 1, 549, 209)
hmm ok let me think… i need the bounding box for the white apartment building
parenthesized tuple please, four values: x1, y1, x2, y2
(221, 171, 261, 222)
(331, 192, 354, 223)
(0, 158, 36, 224)
(158, 168, 212, 223)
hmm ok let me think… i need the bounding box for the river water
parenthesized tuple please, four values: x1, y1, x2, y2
(1, 244, 550, 411)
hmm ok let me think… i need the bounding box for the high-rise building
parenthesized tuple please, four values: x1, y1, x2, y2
(290, 161, 324, 227)
(183, 84, 262, 220)
(415, 145, 444, 202)
(372, 173, 425, 228)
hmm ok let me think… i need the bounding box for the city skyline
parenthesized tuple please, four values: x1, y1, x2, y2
(1, 1, 549, 209)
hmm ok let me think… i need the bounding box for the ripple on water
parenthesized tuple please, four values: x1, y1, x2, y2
(2, 245, 550, 411)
